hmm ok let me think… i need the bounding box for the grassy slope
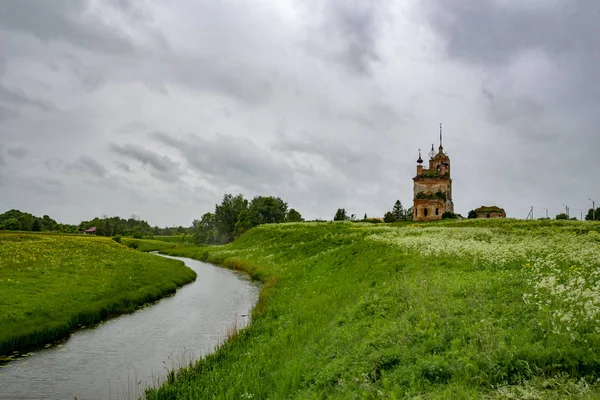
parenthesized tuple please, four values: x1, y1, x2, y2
(121, 237, 194, 252)
(0, 232, 196, 355)
(148, 220, 600, 399)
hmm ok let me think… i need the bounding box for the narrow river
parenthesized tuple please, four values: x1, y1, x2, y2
(0, 254, 260, 400)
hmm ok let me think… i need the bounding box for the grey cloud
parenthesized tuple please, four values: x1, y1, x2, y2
(8, 146, 28, 159)
(481, 85, 544, 125)
(423, 0, 600, 108)
(423, 1, 598, 66)
(307, 0, 387, 75)
(115, 161, 131, 173)
(118, 121, 148, 134)
(272, 132, 382, 180)
(152, 132, 298, 190)
(0, 0, 134, 55)
(45, 159, 65, 173)
(27, 177, 65, 195)
(0, 85, 56, 111)
(69, 156, 107, 177)
(0, 105, 19, 122)
(110, 143, 180, 181)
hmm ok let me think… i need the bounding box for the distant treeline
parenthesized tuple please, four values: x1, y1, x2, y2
(193, 194, 303, 245)
(0, 209, 192, 237)
(0, 210, 69, 232)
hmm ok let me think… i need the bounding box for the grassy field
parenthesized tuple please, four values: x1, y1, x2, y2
(0, 232, 196, 356)
(147, 219, 600, 399)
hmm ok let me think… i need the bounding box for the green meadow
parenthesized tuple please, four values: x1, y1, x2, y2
(147, 219, 600, 399)
(0, 232, 196, 356)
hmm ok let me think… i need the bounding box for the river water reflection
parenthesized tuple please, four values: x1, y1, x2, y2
(0, 254, 260, 399)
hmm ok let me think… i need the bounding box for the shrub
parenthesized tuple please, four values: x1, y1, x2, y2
(383, 211, 397, 223)
(112, 234, 123, 244)
(3, 218, 21, 231)
(442, 212, 458, 219)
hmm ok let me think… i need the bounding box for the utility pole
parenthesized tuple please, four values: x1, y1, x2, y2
(562, 204, 569, 218)
(546, 208, 548, 219)
(526, 206, 534, 220)
(590, 198, 596, 221)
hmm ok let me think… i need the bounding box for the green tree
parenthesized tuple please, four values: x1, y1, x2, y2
(555, 213, 569, 220)
(392, 200, 404, 221)
(248, 196, 288, 226)
(404, 206, 414, 221)
(3, 218, 21, 230)
(363, 213, 368, 220)
(214, 194, 248, 242)
(193, 212, 219, 244)
(468, 210, 476, 219)
(31, 219, 42, 231)
(41, 215, 57, 231)
(585, 208, 600, 221)
(333, 208, 348, 221)
(286, 208, 303, 222)
(383, 211, 397, 223)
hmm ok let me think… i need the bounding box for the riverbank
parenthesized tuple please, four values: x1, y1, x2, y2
(148, 220, 600, 398)
(0, 254, 257, 399)
(0, 232, 196, 355)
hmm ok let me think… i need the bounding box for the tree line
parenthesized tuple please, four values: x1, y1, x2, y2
(0, 209, 68, 232)
(0, 209, 193, 237)
(333, 200, 414, 223)
(193, 194, 302, 245)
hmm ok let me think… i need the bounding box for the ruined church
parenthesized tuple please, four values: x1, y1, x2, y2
(413, 124, 454, 221)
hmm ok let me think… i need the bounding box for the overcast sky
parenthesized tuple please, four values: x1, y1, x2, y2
(1, 0, 599, 226)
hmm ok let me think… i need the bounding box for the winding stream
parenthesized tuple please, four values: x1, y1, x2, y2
(0, 254, 260, 399)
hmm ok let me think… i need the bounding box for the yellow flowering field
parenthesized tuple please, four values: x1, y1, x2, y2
(0, 232, 196, 355)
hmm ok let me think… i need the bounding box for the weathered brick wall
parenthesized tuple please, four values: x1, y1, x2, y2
(476, 211, 505, 218)
(413, 199, 446, 221)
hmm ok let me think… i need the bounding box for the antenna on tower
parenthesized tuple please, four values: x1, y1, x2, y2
(439, 123, 443, 150)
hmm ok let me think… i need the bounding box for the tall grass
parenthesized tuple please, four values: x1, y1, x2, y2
(147, 219, 600, 399)
(0, 232, 196, 355)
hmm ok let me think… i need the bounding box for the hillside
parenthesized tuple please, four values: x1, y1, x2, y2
(148, 219, 600, 399)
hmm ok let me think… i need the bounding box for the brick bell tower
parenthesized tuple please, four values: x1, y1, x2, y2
(413, 124, 454, 221)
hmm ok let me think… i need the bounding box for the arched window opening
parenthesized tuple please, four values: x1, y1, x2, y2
(487, 214, 491, 218)
(435, 208, 439, 216)
(424, 208, 428, 217)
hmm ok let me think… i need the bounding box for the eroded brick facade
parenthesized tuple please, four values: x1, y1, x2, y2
(413, 138, 454, 221)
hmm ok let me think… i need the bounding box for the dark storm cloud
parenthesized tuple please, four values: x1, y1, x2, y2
(7, 146, 28, 159)
(69, 156, 107, 178)
(109, 143, 181, 181)
(307, 0, 388, 75)
(0, 86, 56, 111)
